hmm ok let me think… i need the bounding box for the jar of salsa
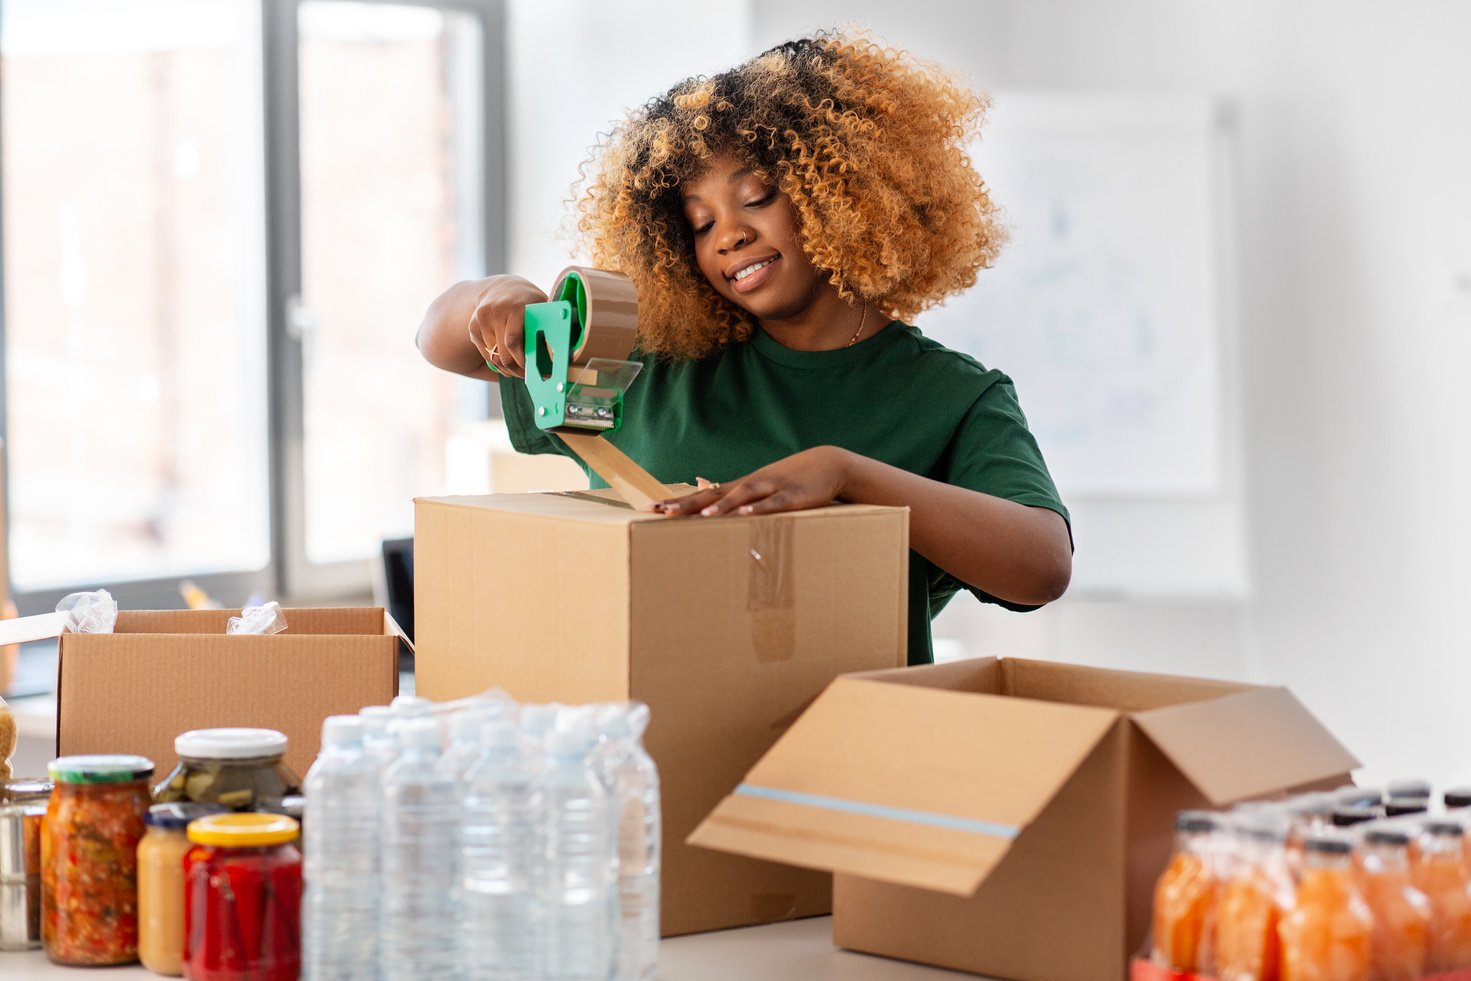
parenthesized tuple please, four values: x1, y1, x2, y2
(41, 754, 155, 965)
(138, 803, 226, 976)
(184, 812, 302, 981)
(154, 729, 301, 811)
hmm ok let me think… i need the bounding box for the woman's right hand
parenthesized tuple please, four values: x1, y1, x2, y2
(467, 275, 548, 380)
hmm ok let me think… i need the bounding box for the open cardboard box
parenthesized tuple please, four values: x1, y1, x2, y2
(413, 489, 911, 936)
(691, 656, 1359, 981)
(47, 607, 401, 778)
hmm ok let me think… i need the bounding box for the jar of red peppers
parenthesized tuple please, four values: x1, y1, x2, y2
(41, 754, 155, 965)
(184, 812, 302, 981)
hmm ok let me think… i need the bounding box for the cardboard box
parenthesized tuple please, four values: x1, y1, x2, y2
(56, 608, 400, 778)
(691, 656, 1359, 981)
(413, 490, 910, 936)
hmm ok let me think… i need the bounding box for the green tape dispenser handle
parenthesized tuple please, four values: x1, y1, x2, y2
(522, 266, 642, 433)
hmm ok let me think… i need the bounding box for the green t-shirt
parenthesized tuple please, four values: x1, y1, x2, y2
(502, 320, 1070, 665)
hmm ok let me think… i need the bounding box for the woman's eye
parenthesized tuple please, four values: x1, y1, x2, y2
(746, 192, 775, 208)
(692, 220, 714, 236)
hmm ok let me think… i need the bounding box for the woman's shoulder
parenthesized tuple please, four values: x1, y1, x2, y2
(886, 322, 1011, 388)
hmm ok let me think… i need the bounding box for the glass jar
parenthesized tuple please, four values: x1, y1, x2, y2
(138, 802, 227, 976)
(41, 754, 155, 965)
(184, 813, 303, 981)
(0, 778, 52, 951)
(153, 728, 301, 811)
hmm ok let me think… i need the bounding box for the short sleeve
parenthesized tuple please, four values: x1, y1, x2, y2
(931, 374, 1072, 611)
(501, 376, 570, 457)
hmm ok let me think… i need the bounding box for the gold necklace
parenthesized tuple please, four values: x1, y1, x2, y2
(846, 305, 870, 347)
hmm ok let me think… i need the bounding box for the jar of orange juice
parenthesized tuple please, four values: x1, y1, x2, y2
(1278, 831, 1372, 981)
(1152, 810, 1223, 973)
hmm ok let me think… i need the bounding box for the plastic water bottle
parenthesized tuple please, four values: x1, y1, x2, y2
(391, 694, 434, 720)
(436, 706, 487, 788)
(302, 716, 381, 981)
(598, 703, 661, 981)
(382, 718, 459, 979)
(538, 712, 617, 981)
(359, 705, 397, 773)
(459, 714, 542, 980)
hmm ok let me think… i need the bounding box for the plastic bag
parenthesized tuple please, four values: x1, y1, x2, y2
(56, 589, 118, 633)
(226, 601, 288, 636)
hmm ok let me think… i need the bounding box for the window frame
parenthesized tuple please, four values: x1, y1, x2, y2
(0, 0, 505, 613)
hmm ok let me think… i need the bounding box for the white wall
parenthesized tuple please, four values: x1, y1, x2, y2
(747, 0, 1471, 787)
(503, 2, 755, 279)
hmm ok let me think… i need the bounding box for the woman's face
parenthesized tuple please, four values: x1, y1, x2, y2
(681, 152, 827, 323)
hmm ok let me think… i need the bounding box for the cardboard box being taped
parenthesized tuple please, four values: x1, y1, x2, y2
(57, 608, 401, 779)
(691, 656, 1360, 981)
(413, 490, 909, 937)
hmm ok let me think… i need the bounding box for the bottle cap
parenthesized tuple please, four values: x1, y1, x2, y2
(48, 755, 154, 784)
(395, 718, 441, 750)
(1421, 819, 1466, 839)
(1303, 832, 1353, 855)
(1443, 788, 1471, 809)
(1364, 827, 1412, 847)
(146, 802, 228, 830)
(175, 728, 287, 760)
(321, 715, 366, 748)
(1286, 792, 1335, 818)
(390, 695, 433, 719)
(187, 812, 299, 847)
(1331, 806, 1381, 827)
(1385, 796, 1429, 817)
(1176, 810, 1219, 834)
(1387, 779, 1432, 800)
(1334, 785, 1383, 808)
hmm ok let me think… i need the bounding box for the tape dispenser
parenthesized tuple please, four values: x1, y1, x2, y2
(522, 266, 642, 433)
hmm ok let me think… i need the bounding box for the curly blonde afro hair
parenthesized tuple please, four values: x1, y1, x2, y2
(573, 30, 1006, 361)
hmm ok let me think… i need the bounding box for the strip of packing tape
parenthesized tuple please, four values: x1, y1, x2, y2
(748, 518, 796, 662)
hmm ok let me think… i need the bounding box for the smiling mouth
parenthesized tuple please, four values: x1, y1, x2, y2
(729, 255, 780, 294)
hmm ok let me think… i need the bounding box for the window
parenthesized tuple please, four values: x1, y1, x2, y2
(0, 0, 503, 608)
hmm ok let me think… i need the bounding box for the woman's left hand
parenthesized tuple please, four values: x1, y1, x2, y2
(652, 446, 854, 517)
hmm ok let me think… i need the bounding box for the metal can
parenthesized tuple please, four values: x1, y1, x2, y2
(0, 778, 52, 951)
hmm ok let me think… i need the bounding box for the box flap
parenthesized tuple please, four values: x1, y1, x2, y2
(1133, 686, 1360, 805)
(689, 674, 1121, 896)
(416, 492, 900, 528)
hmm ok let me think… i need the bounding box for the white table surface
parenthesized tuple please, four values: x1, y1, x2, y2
(2, 916, 982, 979)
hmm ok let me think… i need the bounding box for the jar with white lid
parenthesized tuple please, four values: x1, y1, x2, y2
(152, 728, 302, 811)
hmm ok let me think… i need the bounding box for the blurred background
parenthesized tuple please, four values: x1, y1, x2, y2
(2, 0, 1468, 785)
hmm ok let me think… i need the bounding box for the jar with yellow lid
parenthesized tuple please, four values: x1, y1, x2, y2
(183, 812, 302, 981)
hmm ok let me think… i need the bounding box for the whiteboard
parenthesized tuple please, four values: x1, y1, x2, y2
(922, 93, 1227, 497)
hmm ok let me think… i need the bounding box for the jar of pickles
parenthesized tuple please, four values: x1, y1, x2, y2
(0, 778, 51, 951)
(138, 802, 226, 975)
(184, 813, 303, 981)
(153, 728, 301, 811)
(41, 754, 154, 965)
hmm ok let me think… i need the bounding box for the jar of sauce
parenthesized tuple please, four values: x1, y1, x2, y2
(41, 754, 154, 965)
(0, 778, 52, 951)
(184, 812, 302, 981)
(138, 802, 226, 976)
(154, 729, 301, 811)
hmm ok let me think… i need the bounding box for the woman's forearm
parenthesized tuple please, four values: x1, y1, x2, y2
(839, 450, 1072, 606)
(416, 278, 499, 381)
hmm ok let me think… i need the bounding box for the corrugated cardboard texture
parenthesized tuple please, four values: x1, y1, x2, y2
(690, 675, 1120, 895)
(694, 657, 1358, 981)
(414, 493, 909, 937)
(57, 609, 399, 778)
(834, 722, 1131, 981)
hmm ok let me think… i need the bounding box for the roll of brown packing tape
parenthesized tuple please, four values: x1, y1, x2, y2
(549, 265, 639, 364)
